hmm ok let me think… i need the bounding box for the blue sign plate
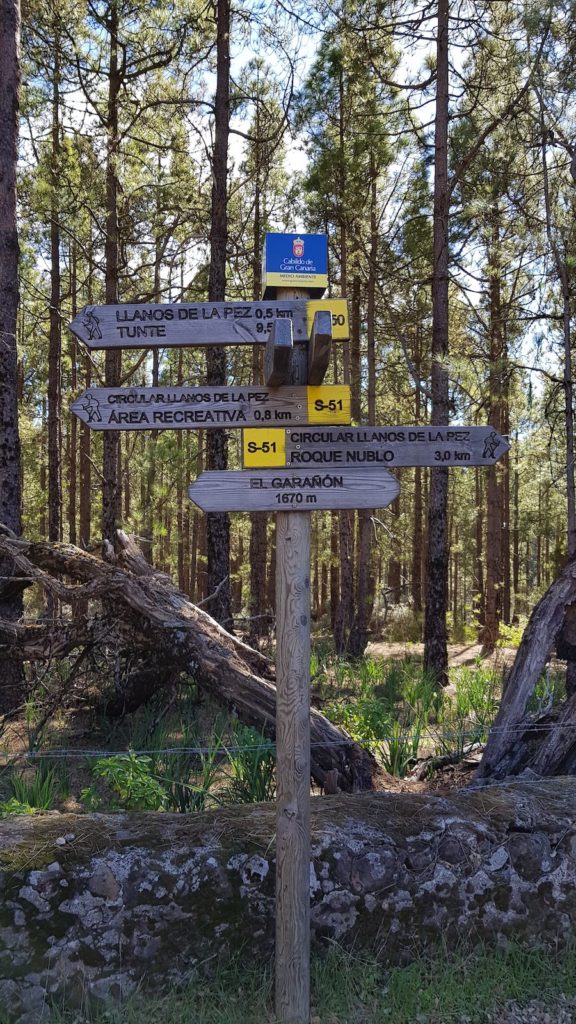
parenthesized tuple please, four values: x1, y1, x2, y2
(262, 233, 328, 298)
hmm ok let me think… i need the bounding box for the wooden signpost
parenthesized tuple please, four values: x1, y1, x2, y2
(69, 231, 511, 1024)
(243, 424, 510, 469)
(68, 298, 349, 349)
(188, 466, 400, 512)
(70, 385, 352, 431)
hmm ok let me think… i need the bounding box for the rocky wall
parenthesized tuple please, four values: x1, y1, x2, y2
(1, 780, 576, 1022)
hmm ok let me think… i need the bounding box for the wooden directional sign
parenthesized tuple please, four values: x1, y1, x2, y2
(242, 425, 510, 469)
(188, 467, 400, 513)
(70, 385, 351, 431)
(69, 299, 349, 349)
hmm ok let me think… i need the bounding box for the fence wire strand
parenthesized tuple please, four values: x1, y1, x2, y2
(0, 717, 575, 763)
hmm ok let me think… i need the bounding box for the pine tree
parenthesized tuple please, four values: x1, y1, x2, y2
(0, 0, 24, 712)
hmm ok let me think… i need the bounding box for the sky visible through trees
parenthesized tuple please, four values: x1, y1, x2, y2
(3, 0, 576, 673)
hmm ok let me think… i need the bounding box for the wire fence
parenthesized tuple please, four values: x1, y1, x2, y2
(0, 717, 574, 763)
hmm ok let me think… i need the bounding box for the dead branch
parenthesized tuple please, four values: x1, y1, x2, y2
(0, 531, 375, 793)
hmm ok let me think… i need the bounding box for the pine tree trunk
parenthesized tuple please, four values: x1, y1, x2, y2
(411, 342, 423, 616)
(0, 0, 24, 713)
(334, 510, 354, 654)
(512, 437, 519, 621)
(480, 203, 505, 651)
(348, 188, 378, 658)
(424, 0, 450, 685)
(539, 96, 576, 695)
(68, 245, 78, 545)
(176, 352, 186, 593)
(474, 467, 485, 626)
(247, 201, 268, 645)
(79, 245, 93, 549)
(48, 28, 62, 543)
(205, 0, 232, 627)
(102, 0, 122, 543)
(79, 347, 92, 548)
(387, 495, 401, 604)
(267, 521, 276, 617)
(502, 401, 511, 624)
(330, 515, 338, 631)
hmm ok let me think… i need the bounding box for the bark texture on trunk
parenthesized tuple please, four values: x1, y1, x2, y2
(205, 0, 232, 627)
(0, 532, 375, 793)
(0, 0, 24, 713)
(424, 0, 450, 685)
(539, 95, 576, 695)
(480, 202, 508, 651)
(478, 557, 576, 781)
(102, 0, 122, 543)
(48, 26, 62, 543)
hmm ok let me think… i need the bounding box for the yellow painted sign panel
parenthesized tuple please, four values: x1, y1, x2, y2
(307, 385, 350, 423)
(266, 271, 328, 290)
(243, 429, 287, 467)
(306, 299, 349, 340)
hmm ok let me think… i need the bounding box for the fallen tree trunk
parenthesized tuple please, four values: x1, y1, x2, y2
(2, 779, 576, 1019)
(478, 557, 576, 781)
(0, 530, 375, 792)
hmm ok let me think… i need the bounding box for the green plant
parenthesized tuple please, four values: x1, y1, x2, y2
(106, 701, 228, 813)
(455, 665, 500, 735)
(91, 753, 167, 811)
(9, 760, 63, 810)
(161, 735, 224, 814)
(224, 725, 276, 804)
(528, 668, 565, 714)
(0, 798, 36, 817)
(323, 695, 392, 747)
(497, 620, 526, 647)
(380, 718, 421, 777)
(431, 664, 501, 758)
(79, 785, 102, 811)
(402, 664, 442, 719)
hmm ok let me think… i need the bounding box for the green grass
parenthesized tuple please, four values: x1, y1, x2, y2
(43, 943, 576, 1024)
(4, 759, 67, 811)
(320, 655, 503, 777)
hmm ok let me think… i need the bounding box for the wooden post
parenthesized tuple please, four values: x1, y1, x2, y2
(308, 309, 332, 386)
(264, 318, 293, 387)
(275, 286, 313, 1024)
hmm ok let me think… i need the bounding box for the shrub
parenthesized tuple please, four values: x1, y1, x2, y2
(88, 753, 167, 811)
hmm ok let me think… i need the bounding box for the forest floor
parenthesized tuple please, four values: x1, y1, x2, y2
(368, 640, 518, 670)
(0, 640, 530, 811)
(364, 642, 518, 795)
(4, 645, 576, 1024)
